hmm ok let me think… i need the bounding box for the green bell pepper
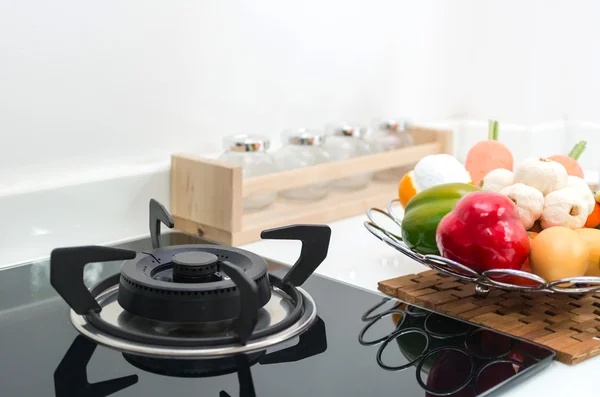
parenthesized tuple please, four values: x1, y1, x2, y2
(401, 183, 479, 255)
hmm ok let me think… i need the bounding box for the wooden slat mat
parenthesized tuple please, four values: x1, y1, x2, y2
(379, 270, 600, 364)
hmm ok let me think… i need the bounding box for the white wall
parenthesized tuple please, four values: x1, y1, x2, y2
(2, 0, 600, 192)
(444, 0, 600, 176)
(0, 0, 463, 191)
(444, 0, 600, 124)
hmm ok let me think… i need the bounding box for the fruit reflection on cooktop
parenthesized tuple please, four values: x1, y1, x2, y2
(359, 299, 555, 396)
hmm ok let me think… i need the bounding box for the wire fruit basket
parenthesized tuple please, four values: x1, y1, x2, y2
(365, 199, 600, 296)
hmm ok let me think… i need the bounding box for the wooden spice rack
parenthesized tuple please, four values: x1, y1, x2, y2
(170, 126, 451, 246)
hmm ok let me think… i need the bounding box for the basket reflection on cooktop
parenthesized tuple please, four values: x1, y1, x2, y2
(359, 298, 555, 396)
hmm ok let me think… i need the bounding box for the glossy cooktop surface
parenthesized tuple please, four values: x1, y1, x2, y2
(0, 233, 554, 396)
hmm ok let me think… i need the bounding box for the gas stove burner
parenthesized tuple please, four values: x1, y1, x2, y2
(117, 245, 272, 323)
(50, 198, 331, 359)
(71, 275, 317, 356)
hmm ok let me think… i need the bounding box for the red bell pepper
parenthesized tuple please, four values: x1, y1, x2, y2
(435, 191, 530, 273)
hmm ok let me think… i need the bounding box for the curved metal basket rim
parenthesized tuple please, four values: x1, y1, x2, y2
(365, 199, 600, 295)
(386, 199, 403, 224)
(423, 254, 480, 279)
(366, 208, 403, 242)
(481, 269, 546, 290)
(364, 221, 427, 265)
(547, 277, 600, 294)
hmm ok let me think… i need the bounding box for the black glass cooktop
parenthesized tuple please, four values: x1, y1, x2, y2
(0, 233, 554, 397)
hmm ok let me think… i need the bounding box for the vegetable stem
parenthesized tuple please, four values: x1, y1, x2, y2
(568, 141, 586, 160)
(488, 120, 499, 140)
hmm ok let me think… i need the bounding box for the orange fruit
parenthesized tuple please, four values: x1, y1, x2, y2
(529, 227, 589, 283)
(585, 202, 600, 228)
(398, 171, 418, 207)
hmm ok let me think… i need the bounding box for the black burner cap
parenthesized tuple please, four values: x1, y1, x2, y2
(117, 245, 272, 323)
(172, 252, 220, 281)
(173, 251, 218, 267)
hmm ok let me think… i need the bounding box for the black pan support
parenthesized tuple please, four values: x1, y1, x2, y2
(261, 224, 331, 287)
(219, 260, 259, 343)
(149, 198, 174, 249)
(50, 199, 332, 346)
(50, 246, 137, 315)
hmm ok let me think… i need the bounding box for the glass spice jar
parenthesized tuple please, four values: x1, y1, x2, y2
(371, 119, 415, 181)
(273, 128, 330, 201)
(323, 122, 377, 190)
(217, 134, 278, 211)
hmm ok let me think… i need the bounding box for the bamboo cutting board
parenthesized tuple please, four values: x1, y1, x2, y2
(379, 270, 600, 365)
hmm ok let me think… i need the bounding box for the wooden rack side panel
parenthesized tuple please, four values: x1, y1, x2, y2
(172, 215, 235, 246)
(171, 154, 243, 232)
(410, 126, 437, 144)
(436, 129, 453, 155)
(411, 126, 452, 154)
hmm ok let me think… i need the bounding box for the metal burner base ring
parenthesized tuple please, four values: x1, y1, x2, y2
(70, 286, 317, 359)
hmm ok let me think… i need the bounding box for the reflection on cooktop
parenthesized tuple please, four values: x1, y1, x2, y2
(358, 298, 555, 396)
(54, 318, 327, 397)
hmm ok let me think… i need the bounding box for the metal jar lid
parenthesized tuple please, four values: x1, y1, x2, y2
(326, 123, 368, 138)
(377, 119, 409, 134)
(224, 134, 270, 152)
(283, 128, 325, 146)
